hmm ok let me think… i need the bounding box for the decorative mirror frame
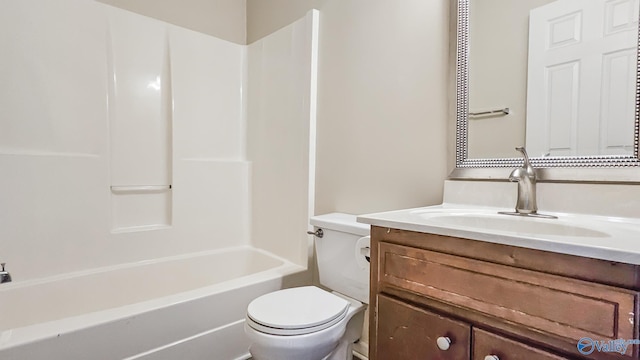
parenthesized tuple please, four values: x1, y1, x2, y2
(449, 0, 640, 182)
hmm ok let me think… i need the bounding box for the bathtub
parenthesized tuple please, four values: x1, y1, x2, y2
(0, 246, 305, 360)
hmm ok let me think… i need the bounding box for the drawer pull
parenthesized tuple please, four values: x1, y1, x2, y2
(484, 356, 500, 360)
(436, 336, 451, 350)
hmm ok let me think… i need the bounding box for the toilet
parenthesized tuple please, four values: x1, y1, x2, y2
(244, 213, 370, 360)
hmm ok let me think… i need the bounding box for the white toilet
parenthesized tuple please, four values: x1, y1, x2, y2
(244, 213, 370, 360)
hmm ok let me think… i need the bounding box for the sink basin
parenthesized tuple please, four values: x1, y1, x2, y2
(409, 208, 611, 239)
(358, 205, 640, 265)
(413, 211, 609, 238)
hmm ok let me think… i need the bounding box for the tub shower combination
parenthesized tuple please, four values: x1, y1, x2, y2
(0, 247, 303, 359)
(0, 1, 318, 359)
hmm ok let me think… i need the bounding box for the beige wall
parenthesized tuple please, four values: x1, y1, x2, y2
(246, 0, 324, 44)
(248, 0, 451, 215)
(468, 0, 554, 159)
(96, 0, 246, 44)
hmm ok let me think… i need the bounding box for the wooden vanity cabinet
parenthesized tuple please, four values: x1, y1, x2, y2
(472, 328, 569, 360)
(369, 226, 640, 360)
(377, 295, 471, 359)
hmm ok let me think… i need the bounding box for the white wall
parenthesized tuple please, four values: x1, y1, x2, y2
(247, 11, 319, 267)
(0, 1, 249, 281)
(247, 0, 451, 215)
(96, 0, 247, 44)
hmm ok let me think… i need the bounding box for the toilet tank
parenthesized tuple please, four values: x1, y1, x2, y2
(310, 213, 370, 304)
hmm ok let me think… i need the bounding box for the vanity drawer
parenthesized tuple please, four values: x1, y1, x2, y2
(378, 242, 637, 354)
(473, 328, 569, 360)
(377, 294, 470, 359)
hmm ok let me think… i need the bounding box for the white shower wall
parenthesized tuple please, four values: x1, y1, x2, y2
(0, 0, 316, 281)
(247, 10, 319, 269)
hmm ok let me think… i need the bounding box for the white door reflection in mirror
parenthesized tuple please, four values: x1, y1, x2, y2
(526, 0, 639, 157)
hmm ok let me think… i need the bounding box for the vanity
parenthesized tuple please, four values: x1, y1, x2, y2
(358, 0, 640, 357)
(359, 201, 640, 360)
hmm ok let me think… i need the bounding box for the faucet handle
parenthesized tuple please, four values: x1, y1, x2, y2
(515, 146, 530, 162)
(0, 263, 11, 284)
(515, 147, 535, 172)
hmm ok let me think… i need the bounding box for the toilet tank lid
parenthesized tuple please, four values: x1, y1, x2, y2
(310, 213, 370, 236)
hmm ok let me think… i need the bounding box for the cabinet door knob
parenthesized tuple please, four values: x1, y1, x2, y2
(436, 336, 452, 350)
(484, 356, 500, 360)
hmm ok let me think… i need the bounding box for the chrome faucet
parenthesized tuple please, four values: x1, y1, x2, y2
(499, 147, 557, 219)
(509, 147, 537, 214)
(1, 263, 12, 284)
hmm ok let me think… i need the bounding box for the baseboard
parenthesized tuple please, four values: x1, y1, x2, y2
(353, 340, 369, 360)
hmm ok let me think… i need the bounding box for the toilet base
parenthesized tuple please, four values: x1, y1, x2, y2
(325, 305, 365, 360)
(247, 339, 358, 360)
(246, 301, 366, 360)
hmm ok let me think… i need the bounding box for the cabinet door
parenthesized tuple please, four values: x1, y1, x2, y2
(377, 295, 470, 359)
(378, 241, 637, 351)
(473, 328, 569, 360)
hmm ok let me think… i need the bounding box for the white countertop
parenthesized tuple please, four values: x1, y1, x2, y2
(357, 204, 640, 265)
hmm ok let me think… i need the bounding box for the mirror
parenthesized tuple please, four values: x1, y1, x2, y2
(452, 0, 640, 181)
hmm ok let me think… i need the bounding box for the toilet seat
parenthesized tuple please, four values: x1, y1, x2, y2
(246, 286, 350, 336)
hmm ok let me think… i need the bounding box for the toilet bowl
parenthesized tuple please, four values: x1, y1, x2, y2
(245, 286, 365, 360)
(244, 213, 370, 360)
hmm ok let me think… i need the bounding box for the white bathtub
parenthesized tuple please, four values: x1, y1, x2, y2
(0, 246, 305, 360)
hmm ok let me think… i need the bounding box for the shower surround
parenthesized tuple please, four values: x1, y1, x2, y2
(0, 1, 319, 358)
